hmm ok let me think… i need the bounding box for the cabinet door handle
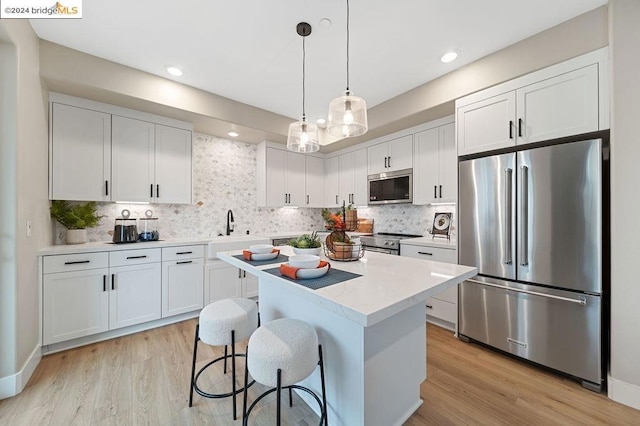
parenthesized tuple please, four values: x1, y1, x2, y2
(426, 305, 433, 309)
(64, 260, 90, 265)
(335, 195, 339, 205)
(434, 185, 437, 198)
(177, 260, 193, 265)
(105, 180, 109, 196)
(238, 268, 242, 279)
(176, 251, 193, 255)
(103, 275, 107, 292)
(518, 118, 523, 137)
(111, 274, 115, 290)
(384, 157, 387, 168)
(307, 194, 309, 205)
(243, 271, 247, 278)
(439, 185, 442, 198)
(126, 255, 147, 259)
(388, 156, 391, 168)
(418, 251, 433, 256)
(156, 184, 160, 198)
(150, 184, 153, 197)
(509, 120, 513, 139)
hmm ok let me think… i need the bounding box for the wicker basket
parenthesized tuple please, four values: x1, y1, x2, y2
(323, 231, 364, 261)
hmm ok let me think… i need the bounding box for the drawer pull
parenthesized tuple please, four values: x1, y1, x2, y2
(64, 260, 91, 265)
(126, 255, 147, 259)
(176, 251, 193, 255)
(177, 260, 193, 265)
(418, 252, 433, 256)
(426, 305, 433, 309)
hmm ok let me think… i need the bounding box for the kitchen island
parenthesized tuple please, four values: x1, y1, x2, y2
(217, 247, 476, 426)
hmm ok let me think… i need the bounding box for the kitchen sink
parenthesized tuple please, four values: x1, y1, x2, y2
(207, 235, 271, 259)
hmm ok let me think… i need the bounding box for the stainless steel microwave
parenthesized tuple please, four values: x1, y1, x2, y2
(368, 168, 413, 205)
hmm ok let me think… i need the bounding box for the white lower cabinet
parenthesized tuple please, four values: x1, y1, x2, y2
(400, 243, 458, 332)
(42, 244, 205, 347)
(162, 246, 204, 317)
(109, 262, 161, 330)
(205, 260, 258, 304)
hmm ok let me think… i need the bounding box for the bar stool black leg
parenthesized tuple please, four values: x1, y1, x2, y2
(231, 330, 237, 420)
(223, 345, 228, 374)
(276, 369, 282, 426)
(188, 324, 200, 407)
(289, 388, 293, 407)
(242, 347, 249, 426)
(319, 345, 328, 426)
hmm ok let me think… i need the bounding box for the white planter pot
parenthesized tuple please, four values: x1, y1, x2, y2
(292, 247, 322, 256)
(66, 229, 87, 244)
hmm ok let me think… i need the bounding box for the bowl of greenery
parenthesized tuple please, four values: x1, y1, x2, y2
(287, 231, 322, 255)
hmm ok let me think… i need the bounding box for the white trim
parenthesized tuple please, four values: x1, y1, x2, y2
(608, 375, 640, 410)
(0, 344, 41, 400)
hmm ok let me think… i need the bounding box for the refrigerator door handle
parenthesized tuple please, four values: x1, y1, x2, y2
(520, 165, 529, 266)
(466, 279, 586, 305)
(504, 168, 513, 264)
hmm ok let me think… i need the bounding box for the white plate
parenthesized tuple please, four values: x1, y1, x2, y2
(250, 251, 279, 261)
(296, 263, 330, 279)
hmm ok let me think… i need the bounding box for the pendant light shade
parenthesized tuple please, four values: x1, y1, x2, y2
(327, 0, 368, 138)
(327, 92, 367, 138)
(287, 22, 319, 153)
(287, 120, 319, 153)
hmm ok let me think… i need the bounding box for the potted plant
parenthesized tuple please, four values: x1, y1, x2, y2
(287, 231, 322, 255)
(50, 200, 103, 244)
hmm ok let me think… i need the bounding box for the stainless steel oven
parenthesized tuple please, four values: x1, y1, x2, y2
(360, 233, 422, 255)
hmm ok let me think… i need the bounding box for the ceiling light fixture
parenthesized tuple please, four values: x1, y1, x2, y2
(440, 51, 458, 63)
(287, 22, 319, 153)
(227, 131, 239, 137)
(166, 66, 183, 77)
(327, 0, 368, 139)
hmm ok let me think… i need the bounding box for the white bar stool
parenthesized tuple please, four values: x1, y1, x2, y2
(189, 298, 259, 420)
(242, 318, 327, 426)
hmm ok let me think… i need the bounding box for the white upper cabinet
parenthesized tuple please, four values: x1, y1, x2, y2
(456, 49, 608, 157)
(516, 65, 599, 144)
(351, 149, 368, 207)
(457, 92, 516, 156)
(324, 156, 340, 207)
(155, 124, 193, 204)
(305, 155, 324, 208)
(50, 103, 111, 201)
(49, 93, 193, 204)
(368, 134, 413, 174)
(414, 122, 457, 205)
(256, 143, 315, 207)
(111, 116, 155, 203)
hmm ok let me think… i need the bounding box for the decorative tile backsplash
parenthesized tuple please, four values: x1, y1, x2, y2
(54, 133, 455, 243)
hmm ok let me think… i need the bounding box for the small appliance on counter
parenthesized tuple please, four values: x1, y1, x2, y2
(138, 209, 160, 241)
(112, 209, 138, 244)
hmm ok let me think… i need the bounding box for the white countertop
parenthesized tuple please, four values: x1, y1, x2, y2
(400, 236, 457, 249)
(217, 246, 476, 327)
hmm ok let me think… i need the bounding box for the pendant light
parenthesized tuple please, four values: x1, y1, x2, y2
(327, 0, 368, 138)
(287, 22, 320, 153)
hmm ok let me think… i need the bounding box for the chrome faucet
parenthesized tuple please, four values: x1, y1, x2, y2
(226, 209, 235, 235)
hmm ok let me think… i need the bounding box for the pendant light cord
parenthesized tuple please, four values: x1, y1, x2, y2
(302, 33, 307, 121)
(346, 0, 350, 93)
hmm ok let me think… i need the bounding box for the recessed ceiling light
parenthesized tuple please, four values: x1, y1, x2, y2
(166, 66, 183, 77)
(227, 131, 239, 137)
(316, 118, 327, 129)
(440, 51, 458, 63)
(319, 18, 332, 28)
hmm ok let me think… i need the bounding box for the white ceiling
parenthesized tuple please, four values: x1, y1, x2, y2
(30, 0, 607, 126)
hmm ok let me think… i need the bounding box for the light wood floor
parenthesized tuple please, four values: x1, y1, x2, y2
(1, 320, 639, 425)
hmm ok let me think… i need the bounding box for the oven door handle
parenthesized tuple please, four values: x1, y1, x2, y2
(362, 245, 397, 255)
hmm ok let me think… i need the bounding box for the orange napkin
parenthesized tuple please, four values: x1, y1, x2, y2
(279, 260, 330, 279)
(243, 248, 280, 261)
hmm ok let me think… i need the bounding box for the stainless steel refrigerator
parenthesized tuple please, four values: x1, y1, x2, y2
(458, 138, 607, 391)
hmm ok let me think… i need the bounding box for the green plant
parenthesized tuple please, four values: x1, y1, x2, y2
(50, 200, 103, 229)
(287, 231, 321, 248)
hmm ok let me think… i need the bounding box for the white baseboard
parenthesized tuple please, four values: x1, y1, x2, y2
(0, 344, 41, 400)
(608, 375, 640, 410)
